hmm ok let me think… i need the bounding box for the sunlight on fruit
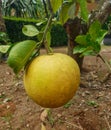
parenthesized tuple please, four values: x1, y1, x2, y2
(23, 53, 80, 108)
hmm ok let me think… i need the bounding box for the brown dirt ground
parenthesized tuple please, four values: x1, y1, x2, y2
(0, 46, 111, 130)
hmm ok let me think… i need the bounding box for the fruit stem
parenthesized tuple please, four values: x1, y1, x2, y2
(44, 40, 53, 54)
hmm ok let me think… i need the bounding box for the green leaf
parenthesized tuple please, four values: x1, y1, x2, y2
(75, 35, 87, 45)
(36, 20, 47, 26)
(80, 49, 95, 57)
(0, 45, 11, 53)
(50, 0, 63, 13)
(92, 42, 101, 53)
(73, 45, 87, 54)
(7, 40, 37, 74)
(74, 21, 107, 56)
(73, 45, 96, 56)
(59, 2, 73, 24)
(22, 25, 39, 37)
(96, 30, 108, 43)
(36, 22, 44, 26)
(77, 0, 89, 22)
(89, 21, 108, 43)
(89, 21, 102, 41)
(89, 21, 101, 40)
(68, 3, 76, 19)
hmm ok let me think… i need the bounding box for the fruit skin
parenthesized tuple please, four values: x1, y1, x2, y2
(23, 53, 80, 108)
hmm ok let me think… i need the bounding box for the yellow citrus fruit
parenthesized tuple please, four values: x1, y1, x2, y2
(23, 53, 80, 108)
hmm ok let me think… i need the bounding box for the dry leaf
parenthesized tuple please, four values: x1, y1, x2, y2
(41, 123, 46, 130)
(40, 109, 49, 122)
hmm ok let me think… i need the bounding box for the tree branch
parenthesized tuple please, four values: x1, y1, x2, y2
(90, 1, 111, 24)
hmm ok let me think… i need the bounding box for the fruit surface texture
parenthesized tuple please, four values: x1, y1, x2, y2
(24, 53, 80, 108)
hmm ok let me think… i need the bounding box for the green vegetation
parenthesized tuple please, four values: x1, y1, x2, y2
(0, 0, 111, 72)
(4, 17, 68, 46)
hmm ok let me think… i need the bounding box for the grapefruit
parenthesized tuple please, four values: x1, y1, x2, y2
(23, 53, 80, 108)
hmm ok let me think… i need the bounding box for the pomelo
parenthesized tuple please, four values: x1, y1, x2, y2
(23, 53, 80, 108)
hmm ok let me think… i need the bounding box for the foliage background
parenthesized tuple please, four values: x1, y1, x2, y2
(4, 17, 68, 46)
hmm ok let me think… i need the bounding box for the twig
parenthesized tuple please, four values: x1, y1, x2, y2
(101, 73, 111, 83)
(42, 0, 53, 42)
(41, 14, 53, 44)
(41, 0, 53, 53)
(97, 54, 111, 72)
(104, 116, 111, 130)
(97, 54, 111, 82)
(33, 0, 53, 54)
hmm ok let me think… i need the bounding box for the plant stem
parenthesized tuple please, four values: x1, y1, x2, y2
(41, 13, 53, 43)
(97, 54, 111, 72)
(97, 53, 111, 82)
(41, 0, 54, 54)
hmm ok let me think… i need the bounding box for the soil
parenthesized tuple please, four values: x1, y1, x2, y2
(0, 46, 111, 130)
